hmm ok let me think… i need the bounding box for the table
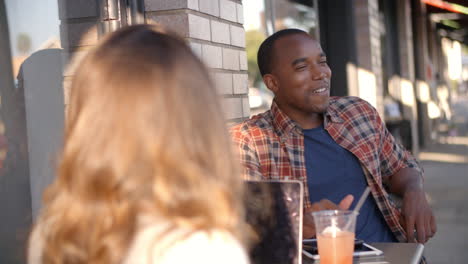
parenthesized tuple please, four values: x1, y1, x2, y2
(364, 243, 424, 264)
(303, 242, 424, 264)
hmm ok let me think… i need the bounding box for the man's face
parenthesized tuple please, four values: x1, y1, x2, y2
(265, 34, 332, 115)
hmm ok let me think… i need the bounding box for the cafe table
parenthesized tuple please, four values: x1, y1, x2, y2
(303, 242, 424, 264)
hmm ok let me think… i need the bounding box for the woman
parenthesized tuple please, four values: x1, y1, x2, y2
(28, 25, 248, 264)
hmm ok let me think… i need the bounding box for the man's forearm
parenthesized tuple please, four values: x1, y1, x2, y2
(388, 167, 424, 196)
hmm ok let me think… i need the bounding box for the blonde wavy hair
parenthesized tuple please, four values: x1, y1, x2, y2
(32, 25, 244, 264)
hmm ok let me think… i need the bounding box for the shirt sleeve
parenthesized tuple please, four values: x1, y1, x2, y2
(374, 106, 423, 181)
(230, 125, 263, 180)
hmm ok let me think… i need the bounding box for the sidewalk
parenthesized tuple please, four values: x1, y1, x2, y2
(419, 137, 468, 263)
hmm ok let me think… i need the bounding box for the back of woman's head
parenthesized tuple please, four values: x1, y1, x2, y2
(36, 25, 243, 264)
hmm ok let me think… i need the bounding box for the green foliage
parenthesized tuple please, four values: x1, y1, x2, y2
(16, 33, 31, 55)
(246, 30, 266, 87)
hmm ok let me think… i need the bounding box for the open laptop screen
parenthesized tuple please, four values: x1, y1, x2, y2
(244, 180, 303, 264)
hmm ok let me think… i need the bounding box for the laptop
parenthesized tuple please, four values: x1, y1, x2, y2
(244, 180, 303, 264)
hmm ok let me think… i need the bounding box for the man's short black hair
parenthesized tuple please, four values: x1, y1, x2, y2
(257, 28, 308, 76)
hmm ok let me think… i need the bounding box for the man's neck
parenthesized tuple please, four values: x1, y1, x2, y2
(276, 103, 324, 129)
(291, 113, 324, 129)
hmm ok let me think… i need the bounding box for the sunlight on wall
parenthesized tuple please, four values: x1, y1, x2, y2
(437, 85, 452, 120)
(357, 68, 377, 109)
(416, 80, 430, 103)
(442, 38, 462, 81)
(427, 101, 441, 119)
(388, 76, 401, 100)
(346, 63, 358, 97)
(400, 79, 415, 107)
(346, 63, 378, 109)
(388, 76, 416, 109)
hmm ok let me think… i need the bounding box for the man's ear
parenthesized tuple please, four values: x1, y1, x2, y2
(263, 74, 278, 94)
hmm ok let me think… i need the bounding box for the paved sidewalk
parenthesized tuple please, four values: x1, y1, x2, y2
(419, 138, 468, 263)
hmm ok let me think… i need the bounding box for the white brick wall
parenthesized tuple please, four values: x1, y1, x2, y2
(211, 20, 230, 44)
(60, 22, 97, 49)
(145, 0, 198, 11)
(59, 0, 98, 19)
(147, 13, 189, 37)
(239, 50, 248, 70)
(188, 0, 199, 10)
(213, 72, 233, 95)
(199, 0, 219, 17)
(220, 0, 237, 22)
(222, 48, 240, 70)
(242, 97, 251, 117)
(188, 42, 202, 58)
(236, 3, 244, 24)
(188, 14, 211, 41)
(202, 44, 223, 68)
(222, 97, 243, 119)
(233, 73, 248, 94)
(142, 0, 248, 121)
(230, 25, 245, 47)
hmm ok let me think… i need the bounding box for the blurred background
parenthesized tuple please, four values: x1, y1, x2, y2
(1, 0, 467, 263)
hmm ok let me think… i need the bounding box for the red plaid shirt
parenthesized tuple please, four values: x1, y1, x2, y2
(231, 96, 423, 242)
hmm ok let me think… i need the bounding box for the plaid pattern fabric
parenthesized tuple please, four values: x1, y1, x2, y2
(231, 96, 423, 242)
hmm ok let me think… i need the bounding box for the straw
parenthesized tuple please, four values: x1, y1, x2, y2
(353, 187, 371, 213)
(342, 187, 371, 232)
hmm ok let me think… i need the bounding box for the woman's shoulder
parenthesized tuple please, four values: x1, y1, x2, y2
(163, 229, 249, 263)
(125, 224, 249, 264)
(27, 221, 47, 264)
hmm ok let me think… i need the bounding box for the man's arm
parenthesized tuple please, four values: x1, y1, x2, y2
(375, 110, 436, 243)
(387, 167, 436, 243)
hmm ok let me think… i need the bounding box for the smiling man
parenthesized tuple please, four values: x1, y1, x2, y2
(231, 29, 436, 245)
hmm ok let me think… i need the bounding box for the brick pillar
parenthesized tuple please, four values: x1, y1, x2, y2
(396, 0, 415, 82)
(58, 0, 249, 122)
(58, 0, 100, 106)
(412, 1, 432, 148)
(354, 0, 384, 116)
(395, 0, 419, 154)
(144, 0, 249, 122)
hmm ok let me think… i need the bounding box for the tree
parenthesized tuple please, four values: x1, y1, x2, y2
(246, 30, 266, 88)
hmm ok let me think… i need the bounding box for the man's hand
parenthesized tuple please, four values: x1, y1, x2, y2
(303, 195, 354, 239)
(387, 167, 437, 243)
(401, 188, 437, 243)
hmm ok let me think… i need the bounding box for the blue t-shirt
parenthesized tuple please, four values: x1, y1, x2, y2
(303, 125, 397, 242)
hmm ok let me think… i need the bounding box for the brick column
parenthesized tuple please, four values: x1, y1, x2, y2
(145, 0, 249, 122)
(354, 0, 384, 116)
(396, 0, 415, 82)
(395, 0, 419, 154)
(412, 2, 432, 148)
(58, 0, 100, 107)
(58, 0, 249, 122)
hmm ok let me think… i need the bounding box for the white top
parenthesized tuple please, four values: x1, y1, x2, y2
(28, 219, 249, 264)
(123, 223, 250, 264)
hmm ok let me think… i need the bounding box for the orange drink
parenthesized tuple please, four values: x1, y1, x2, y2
(312, 210, 358, 264)
(317, 230, 355, 264)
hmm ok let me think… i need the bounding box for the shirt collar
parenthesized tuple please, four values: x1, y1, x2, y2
(270, 100, 302, 137)
(325, 97, 345, 124)
(270, 97, 344, 137)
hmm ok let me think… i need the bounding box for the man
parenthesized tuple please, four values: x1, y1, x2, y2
(231, 29, 436, 244)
